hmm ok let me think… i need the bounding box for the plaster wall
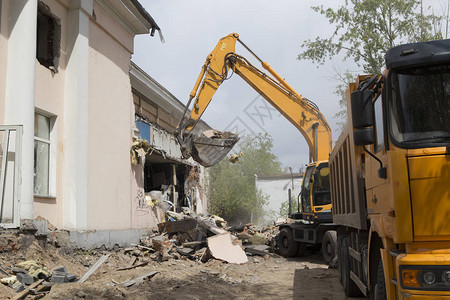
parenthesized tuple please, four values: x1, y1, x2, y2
(86, 18, 134, 230)
(93, 1, 134, 53)
(33, 0, 68, 228)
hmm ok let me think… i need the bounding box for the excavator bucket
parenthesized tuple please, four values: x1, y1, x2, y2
(190, 130, 240, 167)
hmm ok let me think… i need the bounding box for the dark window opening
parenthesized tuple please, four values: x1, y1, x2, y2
(144, 162, 188, 213)
(37, 1, 61, 71)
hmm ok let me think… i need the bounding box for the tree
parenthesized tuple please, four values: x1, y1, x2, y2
(208, 133, 282, 225)
(298, 0, 446, 126)
(279, 195, 299, 217)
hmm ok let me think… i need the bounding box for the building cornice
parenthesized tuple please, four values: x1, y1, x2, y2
(96, 0, 157, 36)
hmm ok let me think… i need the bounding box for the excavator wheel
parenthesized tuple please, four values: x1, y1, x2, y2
(322, 230, 337, 265)
(277, 227, 298, 257)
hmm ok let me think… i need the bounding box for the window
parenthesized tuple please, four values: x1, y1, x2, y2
(34, 113, 51, 196)
(374, 94, 385, 152)
(301, 166, 314, 214)
(36, 1, 61, 71)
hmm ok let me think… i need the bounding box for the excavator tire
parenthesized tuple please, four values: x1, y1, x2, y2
(322, 230, 337, 265)
(277, 227, 298, 257)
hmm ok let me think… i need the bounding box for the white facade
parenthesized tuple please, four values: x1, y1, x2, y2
(256, 173, 303, 221)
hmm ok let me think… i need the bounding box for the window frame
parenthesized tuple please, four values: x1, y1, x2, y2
(34, 111, 56, 198)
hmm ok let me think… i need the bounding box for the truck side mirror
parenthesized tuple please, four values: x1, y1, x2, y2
(351, 90, 374, 129)
(354, 127, 375, 145)
(351, 89, 376, 145)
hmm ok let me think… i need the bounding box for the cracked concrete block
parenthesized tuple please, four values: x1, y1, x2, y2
(16, 272, 34, 285)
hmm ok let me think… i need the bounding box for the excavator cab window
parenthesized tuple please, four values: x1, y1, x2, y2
(301, 166, 315, 214)
(312, 163, 331, 207)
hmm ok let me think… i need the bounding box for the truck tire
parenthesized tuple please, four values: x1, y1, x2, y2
(373, 261, 387, 300)
(322, 230, 337, 265)
(339, 237, 361, 296)
(277, 227, 298, 257)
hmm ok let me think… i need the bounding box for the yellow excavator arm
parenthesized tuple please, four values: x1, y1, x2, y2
(175, 33, 332, 166)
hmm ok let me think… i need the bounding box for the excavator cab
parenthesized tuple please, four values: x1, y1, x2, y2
(298, 161, 332, 223)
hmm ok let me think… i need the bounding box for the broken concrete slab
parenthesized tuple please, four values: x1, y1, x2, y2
(197, 219, 228, 236)
(177, 247, 194, 256)
(121, 270, 158, 287)
(244, 245, 270, 257)
(78, 254, 109, 283)
(12, 279, 44, 300)
(12, 281, 25, 292)
(16, 272, 34, 285)
(158, 219, 197, 234)
(207, 233, 248, 264)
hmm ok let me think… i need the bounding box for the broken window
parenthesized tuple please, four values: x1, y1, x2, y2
(144, 161, 189, 213)
(34, 113, 52, 196)
(36, 1, 61, 71)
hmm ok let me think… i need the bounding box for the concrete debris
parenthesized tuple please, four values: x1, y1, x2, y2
(78, 254, 110, 283)
(121, 270, 158, 287)
(0, 215, 281, 298)
(248, 233, 268, 245)
(207, 233, 248, 264)
(130, 138, 150, 165)
(1, 275, 17, 285)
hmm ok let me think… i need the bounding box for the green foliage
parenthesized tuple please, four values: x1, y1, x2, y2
(208, 133, 282, 225)
(279, 196, 299, 217)
(299, 0, 443, 74)
(299, 0, 446, 127)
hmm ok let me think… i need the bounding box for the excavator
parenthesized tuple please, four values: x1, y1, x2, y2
(174, 33, 338, 262)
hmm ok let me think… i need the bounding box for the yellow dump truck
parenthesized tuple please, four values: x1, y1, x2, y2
(330, 39, 450, 299)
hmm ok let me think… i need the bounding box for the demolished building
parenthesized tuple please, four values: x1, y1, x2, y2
(0, 0, 209, 248)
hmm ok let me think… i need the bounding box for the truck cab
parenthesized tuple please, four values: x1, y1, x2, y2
(331, 39, 450, 299)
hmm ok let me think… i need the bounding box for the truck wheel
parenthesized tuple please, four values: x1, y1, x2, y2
(322, 230, 337, 265)
(340, 237, 361, 296)
(277, 228, 298, 257)
(373, 261, 387, 300)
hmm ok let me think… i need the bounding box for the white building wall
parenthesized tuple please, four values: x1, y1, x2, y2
(256, 177, 302, 220)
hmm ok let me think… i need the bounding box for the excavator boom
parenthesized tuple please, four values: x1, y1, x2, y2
(175, 33, 332, 166)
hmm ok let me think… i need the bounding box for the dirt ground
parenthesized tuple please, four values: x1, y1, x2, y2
(0, 232, 368, 300)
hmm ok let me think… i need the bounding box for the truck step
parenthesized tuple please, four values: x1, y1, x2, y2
(348, 247, 361, 262)
(350, 271, 368, 296)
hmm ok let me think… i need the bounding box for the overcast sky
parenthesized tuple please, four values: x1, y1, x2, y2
(131, 0, 440, 172)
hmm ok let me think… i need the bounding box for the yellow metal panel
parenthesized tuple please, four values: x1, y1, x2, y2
(381, 248, 397, 300)
(408, 155, 450, 240)
(389, 150, 413, 243)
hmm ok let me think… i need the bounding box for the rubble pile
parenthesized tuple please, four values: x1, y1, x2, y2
(137, 210, 281, 265)
(0, 212, 281, 298)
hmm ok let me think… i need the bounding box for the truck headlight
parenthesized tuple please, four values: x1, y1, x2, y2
(442, 271, 450, 286)
(400, 265, 450, 291)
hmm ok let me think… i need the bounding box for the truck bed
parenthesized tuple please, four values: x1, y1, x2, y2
(329, 123, 367, 230)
